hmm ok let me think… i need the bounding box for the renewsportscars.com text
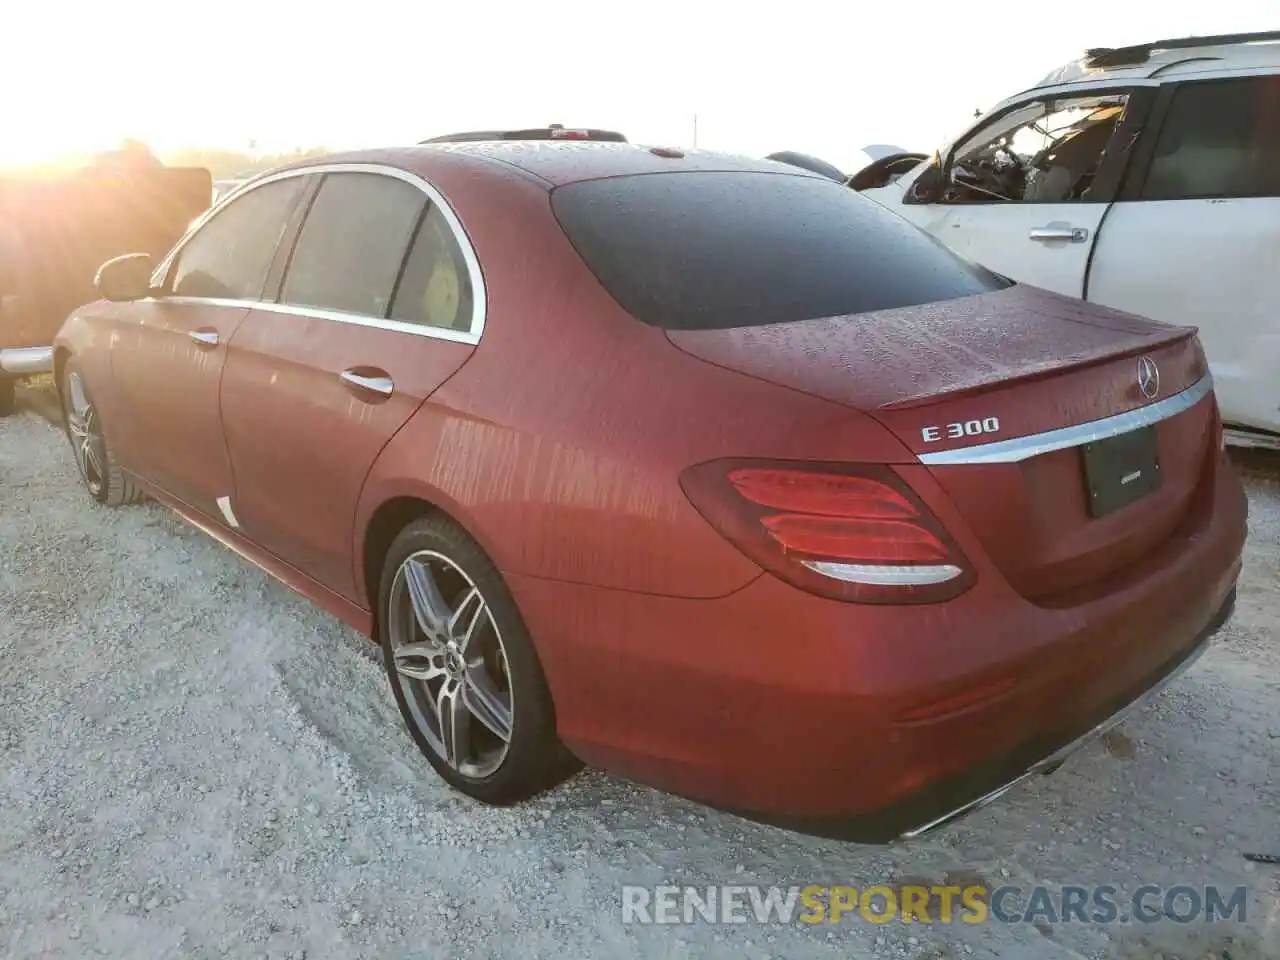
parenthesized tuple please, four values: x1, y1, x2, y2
(621, 884, 1250, 926)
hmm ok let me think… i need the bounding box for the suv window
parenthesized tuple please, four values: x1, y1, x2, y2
(281, 173, 425, 317)
(946, 93, 1130, 203)
(170, 177, 304, 300)
(389, 206, 475, 332)
(550, 171, 1008, 331)
(1142, 77, 1280, 200)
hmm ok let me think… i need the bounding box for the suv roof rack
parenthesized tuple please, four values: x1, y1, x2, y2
(422, 124, 628, 144)
(1084, 30, 1280, 68)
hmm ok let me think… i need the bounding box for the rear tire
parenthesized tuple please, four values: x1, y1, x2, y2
(378, 514, 581, 804)
(60, 357, 144, 507)
(0, 374, 15, 418)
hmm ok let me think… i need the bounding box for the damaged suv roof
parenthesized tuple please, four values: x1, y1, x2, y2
(1031, 31, 1280, 90)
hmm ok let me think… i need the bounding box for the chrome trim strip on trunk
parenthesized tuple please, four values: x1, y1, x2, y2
(916, 374, 1214, 466)
(899, 637, 1212, 839)
(0, 346, 55, 375)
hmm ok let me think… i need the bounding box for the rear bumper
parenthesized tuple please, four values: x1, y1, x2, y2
(508, 444, 1247, 842)
(0, 346, 54, 376)
(750, 587, 1234, 842)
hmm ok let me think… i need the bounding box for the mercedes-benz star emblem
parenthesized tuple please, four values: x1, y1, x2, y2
(1137, 355, 1160, 400)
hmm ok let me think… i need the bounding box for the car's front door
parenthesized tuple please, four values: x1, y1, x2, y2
(895, 88, 1149, 297)
(110, 176, 309, 516)
(219, 168, 482, 600)
(1086, 73, 1280, 435)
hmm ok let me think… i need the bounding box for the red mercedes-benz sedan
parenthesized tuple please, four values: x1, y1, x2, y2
(54, 142, 1247, 842)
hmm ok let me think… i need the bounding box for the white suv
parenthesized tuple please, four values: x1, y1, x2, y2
(854, 31, 1280, 449)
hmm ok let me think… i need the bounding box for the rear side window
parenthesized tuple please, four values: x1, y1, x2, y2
(550, 171, 1007, 330)
(281, 173, 425, 316)
(1142, 77, 1280, 200)
(171, 177, 304, 300)
(389, 206, 475, 332)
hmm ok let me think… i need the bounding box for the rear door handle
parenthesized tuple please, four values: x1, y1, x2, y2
(340, 369, 394, 398)
(1029, 225, 1089, 243)
(189, 329, 220, 347)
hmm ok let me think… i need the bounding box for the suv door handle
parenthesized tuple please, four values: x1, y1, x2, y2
(340, 369, 394, 398)
(1029, 225, 1089, 243)
(189, 329, 220, 347)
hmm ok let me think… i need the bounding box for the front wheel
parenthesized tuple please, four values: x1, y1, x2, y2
(378, 514, 581, 804)
(61, 358, 144, 507)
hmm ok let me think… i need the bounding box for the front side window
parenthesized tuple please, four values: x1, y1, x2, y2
(1142, 77, 1280, 200)
(388, 206, 475, 332)
(945, 92, 1130, 203)
(170, 177, 304, 300)
(280, 173, 425, 317)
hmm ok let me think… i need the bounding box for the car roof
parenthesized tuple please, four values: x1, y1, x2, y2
(422, 126, 628, 144)
(276, 142, 829, 190)
(1029, 31, 1280, 91)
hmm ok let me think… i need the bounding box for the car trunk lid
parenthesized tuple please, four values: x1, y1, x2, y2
(666, 285, 1216, 601)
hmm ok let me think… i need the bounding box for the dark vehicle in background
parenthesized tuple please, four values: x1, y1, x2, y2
(0, 160, 211, 415)
(763, 151, 848, 182)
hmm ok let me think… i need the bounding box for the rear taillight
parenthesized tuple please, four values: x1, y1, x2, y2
(680, 459, 975, 604)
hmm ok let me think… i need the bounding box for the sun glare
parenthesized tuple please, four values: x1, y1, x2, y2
(0, 133, 117, 171)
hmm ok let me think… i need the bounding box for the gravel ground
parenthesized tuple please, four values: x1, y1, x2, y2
(1, 399, 1278, 960)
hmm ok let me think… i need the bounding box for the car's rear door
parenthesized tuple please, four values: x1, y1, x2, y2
(1086, 72, 1280, 435)
(109, 175, 310, 516)
(219, 166, 482, 600)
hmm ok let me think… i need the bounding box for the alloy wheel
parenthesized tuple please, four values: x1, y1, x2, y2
(387, 550, 515, 779)
(64, 372, 106, 498)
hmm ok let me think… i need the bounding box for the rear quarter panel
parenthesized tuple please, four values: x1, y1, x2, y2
(356, 159, 916, 603)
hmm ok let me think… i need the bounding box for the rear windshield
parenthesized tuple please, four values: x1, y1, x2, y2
(550, 171, 1009, 330)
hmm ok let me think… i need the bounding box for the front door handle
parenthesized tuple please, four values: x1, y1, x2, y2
(189, 329, 220, 347)
(1029, 225, 1089, 243)
(340, 368, 394, 398)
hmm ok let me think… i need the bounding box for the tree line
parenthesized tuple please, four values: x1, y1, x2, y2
(1, 145, 332, 181)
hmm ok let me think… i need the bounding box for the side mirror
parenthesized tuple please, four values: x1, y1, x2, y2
(95, 253, 155, 302)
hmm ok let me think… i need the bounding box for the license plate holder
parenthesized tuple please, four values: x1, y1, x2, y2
(1081, 426, 1161, 518)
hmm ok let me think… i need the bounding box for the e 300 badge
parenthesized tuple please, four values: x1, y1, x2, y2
(921, 417, 1001, 444)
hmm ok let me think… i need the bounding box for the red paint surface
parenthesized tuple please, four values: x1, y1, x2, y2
(55, 143, 1249, 827)
(220, 308, 474, 598)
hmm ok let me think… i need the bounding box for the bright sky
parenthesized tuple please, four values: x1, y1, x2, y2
(0, 0, 1274, 173)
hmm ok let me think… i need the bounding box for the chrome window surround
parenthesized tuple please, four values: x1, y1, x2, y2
(917, 374, 1214, 466)
(148, 162, 487, 347)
